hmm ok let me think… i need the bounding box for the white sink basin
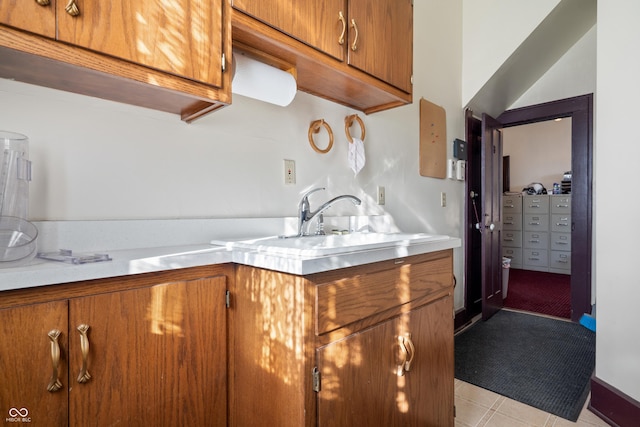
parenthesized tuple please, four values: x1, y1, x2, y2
(212, 232, 450, 257)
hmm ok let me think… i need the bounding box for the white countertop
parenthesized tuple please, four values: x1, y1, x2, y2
(0, 217, 461, 292)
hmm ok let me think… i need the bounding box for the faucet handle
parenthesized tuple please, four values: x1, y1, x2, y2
(301, 187, 325, 200)
(299, 187, 326, 208)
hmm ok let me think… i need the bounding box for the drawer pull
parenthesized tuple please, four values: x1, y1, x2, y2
(528, 257, 540, 261)
(528, 222, 540, 226)
(556, 204, 569, 208)
(403, 333, 415, 372)
(556, 223, 569, 226)
(555, 241, 569, 245)
(397, 336, 408, 376)
(529, 204, 540, 208)
(528, 239, 540, 243)
(65, 0, 80, 16)
(503, 221, 514, 225)
(350, 19, 359, 51)
(47, 329, 63, 392)
(396, 334, 416, 376)
(77, 324, 92, 383)
(505, 204, 514, 208)
(337, 11, 346, 45)
(557, 260, 569, 264)
(394, 259, 405, 265)
(36, 0, 51, 5)
(504, 238, 514, 242)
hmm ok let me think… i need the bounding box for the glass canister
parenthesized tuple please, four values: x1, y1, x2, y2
(0, 130, 32, 219)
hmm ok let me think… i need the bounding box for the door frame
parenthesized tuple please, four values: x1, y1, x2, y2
(459, 94, 593, 326)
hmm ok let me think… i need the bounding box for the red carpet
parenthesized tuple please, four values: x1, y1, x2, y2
(503, 269, 571, 319)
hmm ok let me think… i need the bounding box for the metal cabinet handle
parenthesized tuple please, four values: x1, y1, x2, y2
(396, 336, 408, 376)
(350, 19, 359, 51)
(47, 329, 63, 392)
(403, 333, 415, 372)
(556, 204, 569, 208)
(36, 0, 51, 6)
(338, 11, 346, 45)
(77, 324, 92, 383)
(65, 0, 80, 16)
(556, 223, 569, 226)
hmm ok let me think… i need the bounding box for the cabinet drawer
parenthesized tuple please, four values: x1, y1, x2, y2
(502, 231, 522, 247)
(523, 249, 548, 268)
(502, 247, 522, 266)
(551, 232, 571, 251)
(523, 231, 548, 249)
(502, 196, 522, 213)
(551, 195, 571, 214)
(502, 214, 522, 231)
(551, 214, 572, 232)
(524, 195, 549, 213)
(523, 214, 549, 232)
(315, 254, 452, 335)
(550, 250, 571, 271)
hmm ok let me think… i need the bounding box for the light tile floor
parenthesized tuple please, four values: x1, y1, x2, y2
(455, 379, 609, 427)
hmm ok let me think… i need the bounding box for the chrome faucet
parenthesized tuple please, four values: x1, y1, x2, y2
(296, 188, 361, 236)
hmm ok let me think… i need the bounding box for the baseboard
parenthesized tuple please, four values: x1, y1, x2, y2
(589, 376, 640, 426)
(454, 308, 475, 332)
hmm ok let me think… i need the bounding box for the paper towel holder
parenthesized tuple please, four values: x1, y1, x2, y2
(308, 119, 334, 154)
(345, 114, 366, 143)
(232, 46, 298, 107)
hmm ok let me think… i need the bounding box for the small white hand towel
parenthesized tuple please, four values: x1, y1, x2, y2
(348, 137, 366, 176)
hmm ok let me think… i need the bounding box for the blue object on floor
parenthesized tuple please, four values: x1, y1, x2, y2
(580, 313, 596, 332)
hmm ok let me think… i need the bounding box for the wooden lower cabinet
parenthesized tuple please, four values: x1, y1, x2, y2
(316, 295, 454, 426)
(231, 250, 454, 427)
(0, 270, 228, 427)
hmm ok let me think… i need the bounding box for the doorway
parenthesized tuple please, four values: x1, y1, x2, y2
(459, 94, 593, 327)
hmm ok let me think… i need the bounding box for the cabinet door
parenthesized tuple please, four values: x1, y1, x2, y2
(316, 295, 454, 427)
(0, 301, 69, 426)
(0, 0, 55, 38)
(347, 0, 413, 92)
(233, 0, 346, 61)
(56, 0, 224, 87)
(68, 275, 227, 427)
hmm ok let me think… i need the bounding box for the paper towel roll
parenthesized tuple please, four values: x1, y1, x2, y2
(232, 53, 297, 107)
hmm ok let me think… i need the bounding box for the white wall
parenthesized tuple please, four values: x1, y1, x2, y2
(595, 0, 640, 402)
(502, 119, 572, 192)
(0, 2, 467, 305)
(462, 0, 560, 107)
(510, 25, 596, 109)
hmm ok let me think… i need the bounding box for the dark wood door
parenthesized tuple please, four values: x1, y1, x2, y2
(316, 295, 454, 426)
(68, 275, 228, 426)
(481, 113, 504, 319)
(0, 301, 69, 426)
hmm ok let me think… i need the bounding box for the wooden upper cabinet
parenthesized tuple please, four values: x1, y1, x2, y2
(232, 0, 345, 61)
(0, 0, 56, 38)
(57, 0, 224, 87)
(348, 0, 413, 93)
(231, 0, 413, 113)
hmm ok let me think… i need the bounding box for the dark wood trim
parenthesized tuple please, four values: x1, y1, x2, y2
(590, 376, 640, 426)
(497, 94, 593, 321)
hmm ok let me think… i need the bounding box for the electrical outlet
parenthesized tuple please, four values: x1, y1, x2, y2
(284, 159, 296, 184)
(377, 186, 385, 205)
(441, 192, 446, 207)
